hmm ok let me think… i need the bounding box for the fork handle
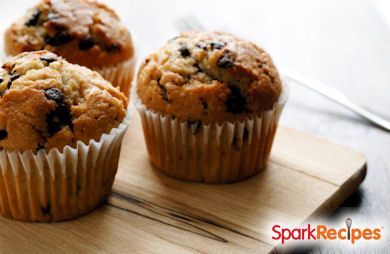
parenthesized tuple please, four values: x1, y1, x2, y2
(281, 66, 390, 131)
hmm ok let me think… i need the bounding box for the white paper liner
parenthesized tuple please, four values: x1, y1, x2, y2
(0, 110, 131, 222)
(95, 57, 136, 98)
(133, 81, 290, 184)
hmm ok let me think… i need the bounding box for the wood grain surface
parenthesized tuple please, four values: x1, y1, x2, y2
(0, 0, 389, 253)
(0, 111, 366, 253)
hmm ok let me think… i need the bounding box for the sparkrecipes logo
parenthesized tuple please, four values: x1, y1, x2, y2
(272, 218, 384, 245)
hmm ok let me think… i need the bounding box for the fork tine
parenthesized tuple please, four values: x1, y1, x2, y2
(187, 14, 206, 30)
(174, 14, 206, 32)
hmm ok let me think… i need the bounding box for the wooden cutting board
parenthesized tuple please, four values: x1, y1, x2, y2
(0, 111, 366, 254)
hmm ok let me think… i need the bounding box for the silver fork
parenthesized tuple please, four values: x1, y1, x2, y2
(174, 15, 390, 132)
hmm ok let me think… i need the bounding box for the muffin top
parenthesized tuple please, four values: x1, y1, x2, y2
(137, 31, 282, 123)
(0, 50, 127, 152)
(4, 0, 134, 69)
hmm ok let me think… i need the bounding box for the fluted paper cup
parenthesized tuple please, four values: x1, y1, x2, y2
(0, 111, 131, 222)
(133, 82, 289, 184)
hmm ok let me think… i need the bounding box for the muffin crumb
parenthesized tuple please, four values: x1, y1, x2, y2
(5, 0, 134, 69)
(0, 50, 127, 152)
(137, 31, 282, 123)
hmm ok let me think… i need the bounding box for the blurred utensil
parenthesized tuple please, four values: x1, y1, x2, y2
(280, 67, 390, 131)
(174, 15, 390, 132)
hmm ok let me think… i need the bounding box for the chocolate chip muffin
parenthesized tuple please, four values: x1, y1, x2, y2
(135, 31, 288, 183)
(137, 31, 282, 123)
(0, 50, 127, 151)
(0, 50, 130, 222)
(4, 0, 135, 97)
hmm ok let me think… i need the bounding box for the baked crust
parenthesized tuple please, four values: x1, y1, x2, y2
(4, 0, 134, 68)
(137, 31, 282, 123)
(0, 50, 127, 152)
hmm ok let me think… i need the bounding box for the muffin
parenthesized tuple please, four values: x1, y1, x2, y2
(135, 31, 288, 183)
(0, 50, 129, 222)
(4, 0, 135, 97)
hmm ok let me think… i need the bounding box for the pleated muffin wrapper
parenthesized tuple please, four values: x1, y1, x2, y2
(133, 82, 290, 184)
(95, 57, 136, 99)
(0, 111, 131, 222)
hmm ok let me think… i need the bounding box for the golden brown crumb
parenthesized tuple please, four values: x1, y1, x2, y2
(0, 50, 127, 152)
(4, 0, 134, 68)
(137, 31, 282, 123)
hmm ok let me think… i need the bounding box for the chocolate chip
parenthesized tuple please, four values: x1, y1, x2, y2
(0, 78, 3, 84)
(44, 88, 63, 103)
(210, 42, 225, 50)
(158, 83, 170, 103)
(78, 37, 94, 50)
(105, 44, 121, 53)
(179, 45, 191, 57)
(193, 63, 203, 73)
(40, 56, 58, 64)
(0, 130, 7, 140)
(46, 104, 72, 136)
(25, 9, 41, 26)
(217, 54, 234, 68)
(225, 86, 248, 114)
(45, 32, 72, 46)
(1, 62, 14, 71)
(41, 203, 50, 215)
(10, 73, 20, 81)
(196, 43, 207, 50)
(7, 73, 20, 88)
